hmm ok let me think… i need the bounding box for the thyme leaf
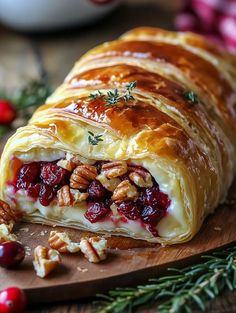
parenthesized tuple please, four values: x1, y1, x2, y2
(183, 91, 199, 105)
(88, 131, 103, 146)
(88, 90, 103, 101)
(88, 81, 137, 107)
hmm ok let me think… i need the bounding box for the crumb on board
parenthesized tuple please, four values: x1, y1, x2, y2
(214, 226, 222, 231)
(19, 227, 29, 232)
(77, 267, 88, 273)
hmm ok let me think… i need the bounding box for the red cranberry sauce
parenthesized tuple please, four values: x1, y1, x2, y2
(15, 161, 70, 207)
(14, 159, 171, 236)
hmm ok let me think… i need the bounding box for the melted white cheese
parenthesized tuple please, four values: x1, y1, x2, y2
(9, 148, 189, 241)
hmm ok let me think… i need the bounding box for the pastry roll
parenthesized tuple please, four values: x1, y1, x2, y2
(0, 28, 235, 245)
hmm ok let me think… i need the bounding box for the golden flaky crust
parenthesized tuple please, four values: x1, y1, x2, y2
(0, 28, 235, 244)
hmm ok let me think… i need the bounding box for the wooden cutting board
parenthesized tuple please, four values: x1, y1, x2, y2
(1, 181, 235, 304)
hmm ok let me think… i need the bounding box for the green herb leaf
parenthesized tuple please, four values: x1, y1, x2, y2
(88, 81, 137, 107)
(183, 91, 199, 105)
(13, 79, 51, 110)
(95, 245, 236, 313)
(88, 131, 103, 146)
(126, 81, 137, 92)
(105, 89, 120, 106)
(88, 90, 103, 100)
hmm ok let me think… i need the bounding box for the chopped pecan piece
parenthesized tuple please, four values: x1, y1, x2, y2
(129, 167, 153, 188)
(112, 180, 138, 202)
(96, 173, 121, 192)
(80, 236, 107, 263)
(57, 185, 88, 206)
(57, 153, 82, 171)
(101, 161, 128, 178)
(33, 245, 61, 278)
(70, 165, 97, 189)
(0, 200, 22, 225)
(0, 223, 17, 244)
(48, 231, 80, 253)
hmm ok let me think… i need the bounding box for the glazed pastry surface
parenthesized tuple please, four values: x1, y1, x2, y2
(0, 27, 235, 244)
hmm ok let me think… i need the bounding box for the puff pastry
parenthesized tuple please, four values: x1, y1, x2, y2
(0, 27, 235, 245)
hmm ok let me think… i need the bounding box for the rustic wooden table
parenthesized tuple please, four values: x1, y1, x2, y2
(0, 0, 235, 312)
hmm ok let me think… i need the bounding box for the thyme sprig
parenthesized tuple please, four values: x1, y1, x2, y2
(88, 131, 103, 146)
(94, 245, 236, 313)
(88, 81, 137, 106)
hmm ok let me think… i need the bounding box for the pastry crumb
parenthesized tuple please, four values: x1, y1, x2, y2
(40, 231, 45, 236)
(214, 226, 222, 231)
(77, 266, 88, 273)
(20, 227, 29, 232)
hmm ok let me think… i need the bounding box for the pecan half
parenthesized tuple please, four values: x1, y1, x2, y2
(80, 236, 107, 263)
(101, 161, 128, 178)
(0, 200, 22, 225)
(96, 173, 121, 192)
(129, 167, 153, 188)
(0, 223, 17, 244)
(48, 231, 80, 253)
(57, 185, 88, 206)
(111, 180, 138, 202)
(33, 245, 61, 278)
(70, 165, 97, 189)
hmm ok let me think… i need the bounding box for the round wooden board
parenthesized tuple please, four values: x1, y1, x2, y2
(1, 182, 236, 304)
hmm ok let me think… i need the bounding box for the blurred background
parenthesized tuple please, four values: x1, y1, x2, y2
(0, 0, 235, 139)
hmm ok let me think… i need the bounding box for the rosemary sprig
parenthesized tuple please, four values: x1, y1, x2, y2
(94, 245, 236, 313)
(88, 81, 137, 107)
(88, 131, 103, 146)
(183, 90, 199, 105)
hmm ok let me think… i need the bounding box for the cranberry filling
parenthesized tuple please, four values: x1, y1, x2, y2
(85, 202, 110, 223)
(117, 201, 141, 220)
(40, 163, 69, 186)
(88, 180, 107, 200)
(14, 159, 171, 236)
(16, 162, 40, 189)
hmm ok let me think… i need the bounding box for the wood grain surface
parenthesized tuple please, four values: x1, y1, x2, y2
(0, 1, 235, 312)
(0, 183, 235, 305)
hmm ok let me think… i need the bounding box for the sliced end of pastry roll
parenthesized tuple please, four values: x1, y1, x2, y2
(0, 27, 235, 245)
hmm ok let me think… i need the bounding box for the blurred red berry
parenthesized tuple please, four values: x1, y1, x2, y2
(175, 12, 199, 32)
(0, 100, 17, 125)
(175, 0, 236, 52)
(0, 287, 27, 313)
(219, 15, 236, 51)
(192, 0, 217, 32)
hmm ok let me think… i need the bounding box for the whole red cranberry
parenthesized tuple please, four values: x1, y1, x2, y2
(40, 163, 69, 186)
(117, 201, 141, 220)
(39, 183, 55, 206)
(16, 163, 40, 189)
(85, 202, 110, 223)
(0, 100, 17, 125)
(141, 206, 165, 226)
(0, 241, 25, 269)
(139, 186, 160, 207)
(0, 287, 27, 313)
(88, 180, 107, 200)
(27, 183, 41, 198)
